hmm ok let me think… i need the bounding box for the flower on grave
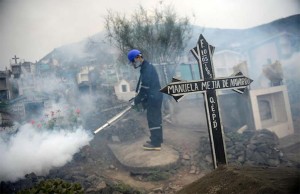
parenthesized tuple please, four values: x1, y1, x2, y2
(75, 108, 80, 115)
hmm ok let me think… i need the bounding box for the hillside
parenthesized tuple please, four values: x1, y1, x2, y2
(38, 14, 300, 66)
(189, 14, 300, 51)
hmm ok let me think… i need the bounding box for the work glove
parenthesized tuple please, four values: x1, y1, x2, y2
(130, 101, 135, 107)
(129, 97, 135, 106)
(129, 98, 143, 112)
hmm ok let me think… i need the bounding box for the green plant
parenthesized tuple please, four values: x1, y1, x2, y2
(108, 182, 142, 194)
(145, 170, 170, 181)
(18, 178, 84, 194)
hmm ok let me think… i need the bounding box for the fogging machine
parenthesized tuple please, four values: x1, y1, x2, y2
(93, 106, 132, 134)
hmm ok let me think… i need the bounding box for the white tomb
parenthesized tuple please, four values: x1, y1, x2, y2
(114, 79, 135, 101)
(249, 85, 294, 138)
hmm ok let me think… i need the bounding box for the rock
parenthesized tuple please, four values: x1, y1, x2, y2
(205, 155, 212, 163)
(109, 164, 115, 170)
(238, 155, 245, 162)
(245, 149, 254, 159)
(227, 154, 233, 159)
(111, 135, 121, 143)
(182, 154, 190, 160)
(71, 175, 86, 183)
(256, 143, 269, 153)
(244, 160, 255, 165)
(247, 144, 256, 150)
(199, 129, 287, 167)
(87, 174, 99, 183)
(234, 143, 246, 151)
(87, 158, 94, 164)
(190, 165, 197, 173)
(86, 187, 98, 193)
(252, 152, 266, 164)
(96, 181, 107, 190)
(227, 147, 235, 154)
(226, 140, 234, 147)
(267, 159, 280, 166)
(153, 187, 163, 193)
(112, 191, 123, 194)
(168, 183, 182, 191)
(269, 151, 280, 159)
(181, 159, 190, 166)
(189, 169, 196, 174)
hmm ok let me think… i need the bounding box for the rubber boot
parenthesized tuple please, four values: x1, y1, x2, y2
(150, 128, 162, 146)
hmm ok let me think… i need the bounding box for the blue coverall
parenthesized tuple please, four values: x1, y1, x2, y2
(134, 60, 163, 146)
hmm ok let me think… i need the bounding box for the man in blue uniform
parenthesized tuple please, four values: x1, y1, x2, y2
(128, 49, 163, 151)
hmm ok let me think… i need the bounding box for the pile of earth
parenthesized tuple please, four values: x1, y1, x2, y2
(177, 165, 300, 194)
(197, 128, 295, 168)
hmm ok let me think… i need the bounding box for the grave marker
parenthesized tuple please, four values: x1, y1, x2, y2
(160, 34, 253, 168)
(12, 55, 19, 64)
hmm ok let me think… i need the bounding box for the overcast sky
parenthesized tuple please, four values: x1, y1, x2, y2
(0, 0, 299, 69)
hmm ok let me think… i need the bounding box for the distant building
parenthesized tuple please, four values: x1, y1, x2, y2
(11, 64, 21, 78)
(9, 93, 50, 122)
(77, 66, 95, 94)
(114, 79, 135, 101)
(213, 50, 244, 77)
(0, 70, 11, 100)
(100, 64, 118, 85)
(11, 61, 35, 78)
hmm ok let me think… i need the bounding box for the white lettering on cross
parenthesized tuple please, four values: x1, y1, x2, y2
(160, 34, 254, 168)
(213, 120, 218, 128)
(167, 82, 200, 94)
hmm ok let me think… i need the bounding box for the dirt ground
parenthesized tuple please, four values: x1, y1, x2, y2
(55, 104, 209, 193)
(19, 99, 294, 193)
(78, 99, 300, 193)
(81, 125, 300, 193)
(177, 165, 300, 194)
(85, 114, 208, 192)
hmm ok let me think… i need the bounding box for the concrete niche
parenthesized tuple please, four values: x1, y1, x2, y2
(249, 85, 294, 138)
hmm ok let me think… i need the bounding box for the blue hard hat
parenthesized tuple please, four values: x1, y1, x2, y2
(127, 49, 141, 62)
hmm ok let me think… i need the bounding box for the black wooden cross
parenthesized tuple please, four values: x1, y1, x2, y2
(12, 55, 19, 64)
(160, 34, 253, 168)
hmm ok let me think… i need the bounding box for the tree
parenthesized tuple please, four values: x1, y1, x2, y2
(104, 4, 192, 64)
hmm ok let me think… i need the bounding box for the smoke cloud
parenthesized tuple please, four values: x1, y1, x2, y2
(282, 52, 300, 77)
(0, 124, 93, 182)
(0, 64, 96, 182)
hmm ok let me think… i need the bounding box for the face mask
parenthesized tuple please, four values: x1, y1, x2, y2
(133, 59, 142, 69)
